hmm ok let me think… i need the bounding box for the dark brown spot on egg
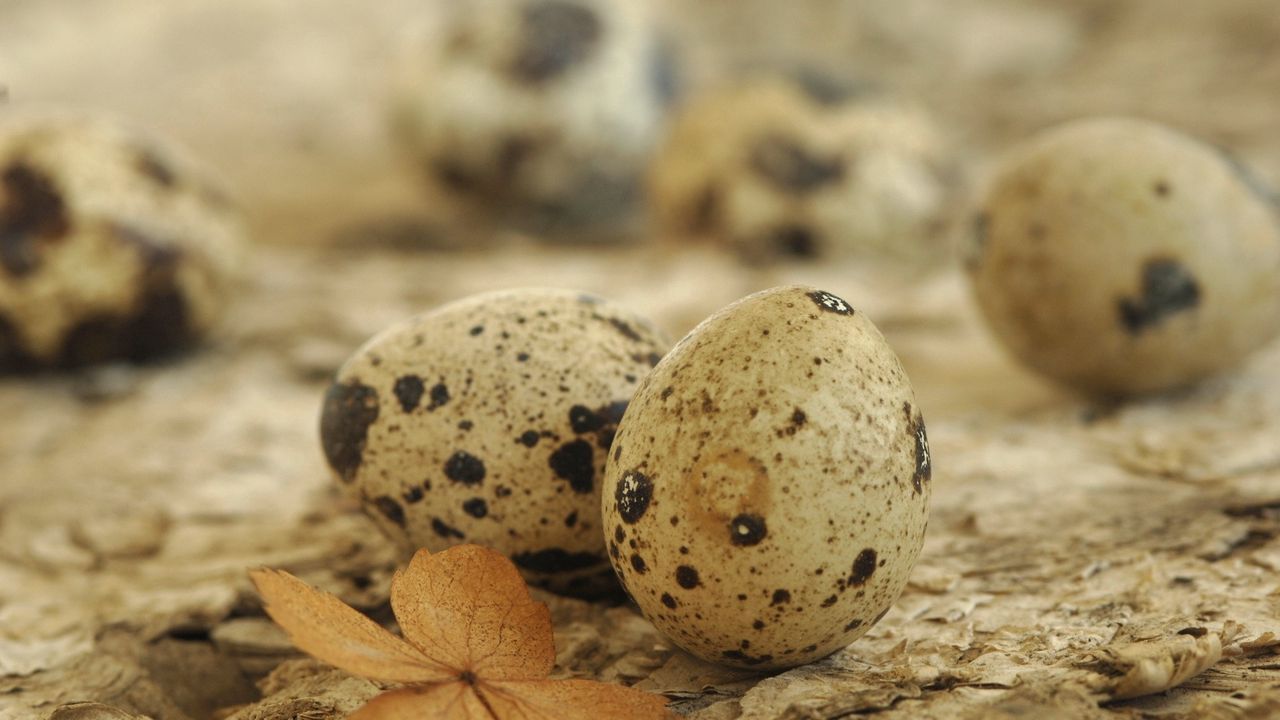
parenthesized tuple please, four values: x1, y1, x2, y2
(729, 513, 767, 546)
(469, 325, 484, 336)
(512, 548, 606, 573)
(431, 518, 466, 539)
(1118, 258, 1201, 335)
(850, 548, 877, 586)
(444, 450, 486, 485)
(0, 162, 70, 277)
(462, 497, 488, 518)
(518, 430, 540, 447)
(910, 411, 931, 494)
(720, 650, 773, 666)
(770, 589, 791, 605)
(749, 134, 844, 193)
(844, 618, 863, 632)
(807, 290, 854, 316)
(614, 526, 625, 543)
(320, 381, 380, 482)
(615, 469, 653, 523)
(564, 511, 578, 527)
(135, 149, 177, 187)
(675, 565, 700, 589)
(630, 553, 647, 573)
(510, 0, 601, 84)
(428, 382, 450, 410)
(771, 225, 819, 258)
(606, 316, 644, 342)
(371, 496, 406, 526)
(753, 620, 765, 630)
(393, 375, 425, 412)
(1153, 180, 1171, 197)
(549, 439, 594, 493)
(661, 593, 678, 609)
(403, 486, 424, 504)
(821, 594, 838, 607)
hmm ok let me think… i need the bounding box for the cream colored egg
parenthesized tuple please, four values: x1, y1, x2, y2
(601, 286, 930, 669)
(0, 114, 245, 370)
(969, 117, 1280, 395)
(649, 77, 955, 264)
(320, 288, 667, 599)
(391, 0, 676, 228)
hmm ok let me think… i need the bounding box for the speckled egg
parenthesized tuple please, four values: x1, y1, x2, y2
(391, 0, 676, 229)
(969, 117, 1280, 396)
(649, 75, 956, 264)
(601, 286, 930, 670)
(0, 114, 245, 370)
(320, 289, 668, 599)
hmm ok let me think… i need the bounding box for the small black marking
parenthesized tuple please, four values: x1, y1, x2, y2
(469, 325, 484, 336)
(444, 450, 486, 485)
(721, 650, 773, 666)
(850, 548, 877, 586)
(512, 548, 606, 573)
(807, 290, 853, 316)
(675, 565, 700, 589)
(371, 496, 406, 527)
(427, 382, 450, 411)
(630, 553, 648, 573)
(569, 404, 605, 433)
(0, 162, 70, 277)
(564, 510, 578, 527)
(770, 589, 791, 605)
(729, 514, 767, 546)
(458, 419, 474, 431)
(393, 375, 425, 412)
(516, 351, 530, 362)
(320, 381, 380, 482)
(403, 486, 425, 503)
(615, 470, 653, 523)
(607, 317, 644, 342)
(614, 526, 625, 543)
(910, 409, 931, 494)
(753, 619, 766, 630)
(136, 150, 177, 187)
(1118, 258, 1202, 334)
(462, 497, 488, 518)
(821, 594, 838, 607)
(844, 618, 863, 632)
(749, 134, 844, 193)
(771, 225, 819, 258)
(661, 592, 678, 609)
(519, 430, 541, 447)
(548, 439, 594, 493)
(431, 517, 465, 539)
(511, 0, 601, 84)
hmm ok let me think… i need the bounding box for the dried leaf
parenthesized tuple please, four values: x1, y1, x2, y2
(251, 545, 674, 720)
(249, 567, 452, 684)
(391, 545, 554, 680)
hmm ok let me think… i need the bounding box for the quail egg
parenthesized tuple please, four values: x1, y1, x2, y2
(391, 0, 677, 229)
(968, 117, 1280, 395)
(602, 286, 930, 669)
(649, 76, 955, 264)
(0, 114, 244, 370)
(320, 288, 668, 599)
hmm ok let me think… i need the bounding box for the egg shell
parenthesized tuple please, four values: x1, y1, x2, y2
(648, 77, 954, 264)
(0, 114, 245, 370)
(320, 288, 667, 599)
(969, 117, 1280, 396)
(601, 286, 930, 670)
(391, 0, 675, 227)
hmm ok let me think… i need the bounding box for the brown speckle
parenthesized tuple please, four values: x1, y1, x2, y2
(320, 381, 380, 482)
